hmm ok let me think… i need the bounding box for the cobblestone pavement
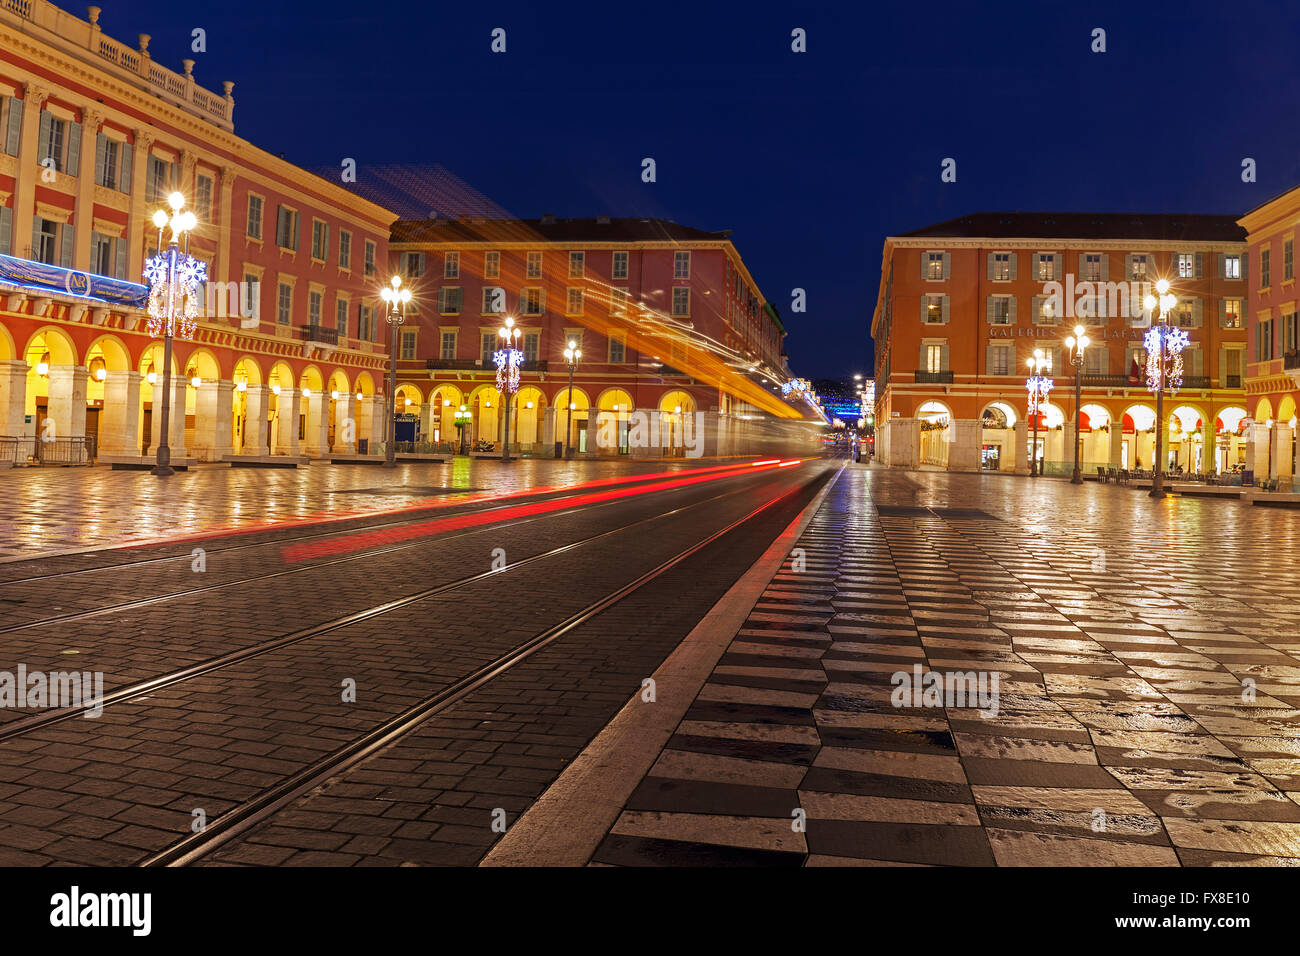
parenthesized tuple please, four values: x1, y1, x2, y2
(583, 465, 1300, 866)
(0, 458, 833, 865)
(0, 457, 731, 559)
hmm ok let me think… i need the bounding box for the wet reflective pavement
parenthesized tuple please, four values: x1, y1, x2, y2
(585, 465, 1300, 866)
(0, 458, 716, 559)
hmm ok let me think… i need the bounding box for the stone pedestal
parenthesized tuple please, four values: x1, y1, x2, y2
(1014, 421, 1029, 474)
(948, 418, 980, 472)
(99, 370, 141, 455)
(305, 390, 329, 458)
(46, 365, 88, 444)
(243, 385, 270, 456)
(194, 380, 234, 462)
(0, 360, 28, 439)
(885, 418, 918, 469)
(332, 393, 356, 453)
(275, 387, 301, 456)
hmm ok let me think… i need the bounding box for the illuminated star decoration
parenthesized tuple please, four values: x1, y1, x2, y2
(144, 251, 207, 339)
(494, 346, 523, 394)
(1143, 325, 1189, 393)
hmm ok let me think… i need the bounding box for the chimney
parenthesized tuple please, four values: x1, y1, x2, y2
(596, 215, 611, 225)
(540, 213, 556, 224)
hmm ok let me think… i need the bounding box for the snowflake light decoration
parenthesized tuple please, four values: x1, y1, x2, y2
(144, 250, 206, 340)
(1026, 375, 1053, 414)
(1143, 325, 1189, 394)
(494, 347, 523, 395)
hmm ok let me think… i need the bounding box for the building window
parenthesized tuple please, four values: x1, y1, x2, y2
(0, 95, 20, 158)
(925, 344, 943, 373)
(90, 232, 117, 277)
(277, 283, 292, 325)
(364, 240, 376, 277)
(992, 253, 1011, 281)
(1262, 248, 1271, 288)
(1175, 300, 1194, 327)
(520, 288, 544, 316)
(674, 251, 690, 279)
(1037, 254, 1055, 281)
(523, 332, 540, 363)
(609, 335, 625, 363)
(569, 251, 584, 277)
(244, 277, 261, 323)
(276, 206, 300, 251)
(335, 298, 348, 335)
(308, 290, 322, 325)
(482, 286, 505, 314)
(610, 287, 629, 315)
(1175, 253, 1194, 279)
(402, 252, 425, 278)
(484, 251, 500, 278)
(146, 155, 171, 203)
(437, 287, 463, 314)
(526, 251, 542, 278)
(1260, 318, 1275, 361)
(1083, 254, 1102, 281)
(311, 220, 328, 261)
(195, 173, 213, 222)
(926, 252, 944, 280)
(672, 287, 690, 316)
(440, 331, 457, 360)
(338, 230, 351, 270)
(247, 195, 263, 240)
(566, 288, 584, 314)
(401, 329, 417, 361)
(1286, 240, 1294, 282)
(358, 304, 374, 341)
(1224, 254, 1241, 279)
(94, 134, 124, 190)
(444, 251, 459, 279)
(1224, 298, 1243, 328)
(612, 251, 628, 279)
(1130, 254, 1147, 280)
(924, 294, 944, 324)
(989, 344, 1012, 375)
(481, 331, 496, 367)
(989, 297, 1011, 325)
(1285, 313, 1299, 354)
(33, 217, 59, 265)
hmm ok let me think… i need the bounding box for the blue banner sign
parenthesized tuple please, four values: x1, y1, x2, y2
(0, 253, 147, 308)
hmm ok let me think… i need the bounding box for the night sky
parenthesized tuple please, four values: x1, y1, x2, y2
(91, 0, 1298, 380)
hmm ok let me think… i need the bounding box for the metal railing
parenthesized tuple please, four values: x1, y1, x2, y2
(0, 436, 96, 466)
(1284, 351, 1300, 371)
(914, 370, 954, 384)
(299, 325, 340, 345)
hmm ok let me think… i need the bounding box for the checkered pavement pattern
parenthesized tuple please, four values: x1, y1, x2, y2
(591, 466, 1300, 866)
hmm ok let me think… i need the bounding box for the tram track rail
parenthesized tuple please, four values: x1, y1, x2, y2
(137, 474, 811, 867)
(0, 468, 802, 745)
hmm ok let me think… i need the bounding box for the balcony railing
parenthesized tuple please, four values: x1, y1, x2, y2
(426, 358, 481, 370)
(1226, 374, 1242, 388)
(299, 325, 339, 345)
(1182, 376, 1211, 389)
(914, 370, 953, 384)
(0, 0, 235, 130)
(1285, 350, 1300, 371)
(1080, 374, 1134, 387)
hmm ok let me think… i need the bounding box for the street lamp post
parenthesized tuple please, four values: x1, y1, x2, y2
(1142, 279, 1183, 500)
(143, 192, 203, 477)
(494, 316, 523, 462)
(1025, 349, 1053, 478)
(563, 339, 581, 459)
(379, 275, 412, 468)
(1065, 324, 1091, 484)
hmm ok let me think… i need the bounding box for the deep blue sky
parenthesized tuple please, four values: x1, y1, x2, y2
(95, 0, 1300, 380)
